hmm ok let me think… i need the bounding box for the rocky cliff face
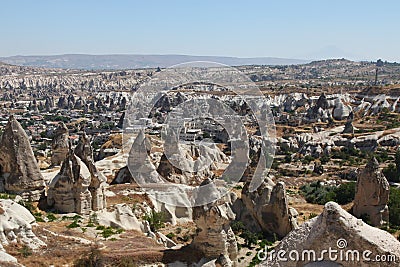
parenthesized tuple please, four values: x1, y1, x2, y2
(263, 202, 400, 267)
(0, 199, 46, 249)
(191, 179, 238, 263)
(353, 158, 390, 226)
(157, 143, 228, 186)
(51, 122, 70, 166)
(0, 116, 45, 201)
(47, 149, 93, 214)
(74, 132, 107, 211)
(0, 199, 46, 265)
(233, 178, 298, 238)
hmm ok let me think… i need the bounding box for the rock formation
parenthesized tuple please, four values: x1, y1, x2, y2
(111, 166, 135, 184)
(97, 203, 142, 231)
(127, 130, 163, 184)
(51, 122, 69, 166)
(191, 179, 238, 263)
(47, 148, 93, 214)
(157, 142, 228, 186)
(263, 202, 400, 267)
(353, 158, 390, 226)
(313, 161, 324, 175)
(333, 98, 351, 120)
(233, 178, 298, 238)
(74, 132, 107, 211)
(0, 116, 45, 201)
(0, 199, 46, 265)
(0, 199, 46, 249)
(342, 111, 355, 134)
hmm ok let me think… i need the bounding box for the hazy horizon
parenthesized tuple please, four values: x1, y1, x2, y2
(1, 0, 399, 62)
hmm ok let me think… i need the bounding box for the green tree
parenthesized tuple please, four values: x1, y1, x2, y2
(334, 182, 356, 205)
(143, 210, 166, 232)
(389, 187, 400, 227)
(383, 149, 400, 182)
(240, 230, 258, 247)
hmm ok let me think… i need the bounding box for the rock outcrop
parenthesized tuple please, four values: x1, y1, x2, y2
(97, 203, 142, 231)
(0, 199, 46, 249)
(0, 199, 46, 267)
(333, 98, 351, 120)
(0, 116, 45, 201)
(191, 179, 238, 263)
(263, 202, 400, 267)
(127, 130, 163, 184)
(353, 158, 390, 226)
(75, 132, 107, 211)
(342, 111, 355, 134)
(51, 122, 69, 166)
(47, 149, 93, 214)
(111, 166, 135, 184)
(233, 178, 298, 238)
(157, 142, 228, 186)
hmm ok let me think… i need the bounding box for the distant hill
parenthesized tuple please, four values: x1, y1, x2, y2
(0, 54, 309, 70)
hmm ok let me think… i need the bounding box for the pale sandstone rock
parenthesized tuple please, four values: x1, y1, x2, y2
(51, 122, 69, 166)
(0, 199, 46, 250)
(97, 203, 142, 231)
(353, 158, 390, 226)
(333, 98, 351, 121)
(262, 202, 400, 267)
(235, 178, 298, 238)
(157, 142, 227, 186)
(75, 132, 107, 211)
(47, 149, 92, 214)
(191, 179, 238, 262)
(0, 116, 45, 201)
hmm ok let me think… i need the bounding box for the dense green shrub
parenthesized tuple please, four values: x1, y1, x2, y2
(143, 210, 166, 232)
(67, 220, 80, 228)
(383, 150, 400, 182)
(383, 164, 399, 182)
(231, 221, 246, 234)
(300, 181, 335, 204)
(240, 230, 258, 247)
(389, 187, 400, 227)
(300, 181, 356, 205)
(334, 182, 356, 205)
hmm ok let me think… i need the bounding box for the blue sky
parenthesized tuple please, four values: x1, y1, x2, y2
(1, 0, 399, 61)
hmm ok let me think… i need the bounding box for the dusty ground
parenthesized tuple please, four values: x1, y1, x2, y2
(7, 220, 202, 267)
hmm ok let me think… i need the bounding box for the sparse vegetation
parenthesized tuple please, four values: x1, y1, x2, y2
(308, 213, 318, 219)
(0, 193, 16, 199)
(33, 212, 45, 222)
(46, 213, 57, 222)
(67, 220, 81, 228)
(86, 213, 99, 227)
(74, 247, 104, 267)
(19, 245, 32, 258)
(166, 232, 175, 239)
(96, 225, 123, 239)
(143, 210, 166, 232)
(331, 147, 368, 166)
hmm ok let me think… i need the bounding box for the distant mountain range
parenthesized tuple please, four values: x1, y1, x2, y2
(0, 54, 309, 70)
